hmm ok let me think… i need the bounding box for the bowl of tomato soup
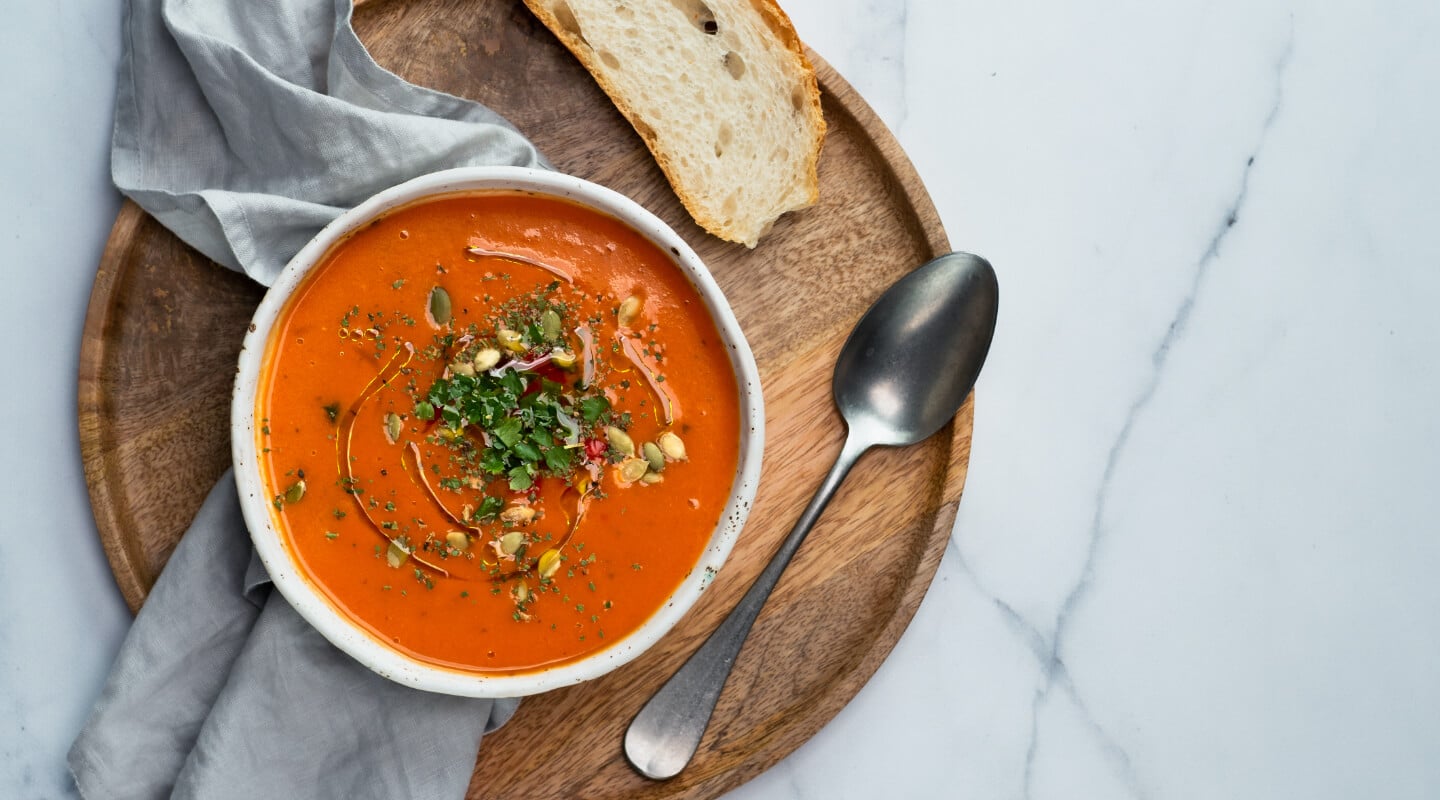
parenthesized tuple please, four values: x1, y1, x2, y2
(232, 167, 763, 697)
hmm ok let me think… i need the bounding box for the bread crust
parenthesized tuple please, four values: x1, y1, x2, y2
(521, 0, 825, 246)
(749, 0, 826, 207)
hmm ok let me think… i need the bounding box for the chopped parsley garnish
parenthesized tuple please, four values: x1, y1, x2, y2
(476, 495, 504, 520)
(419, 298, 615, 494)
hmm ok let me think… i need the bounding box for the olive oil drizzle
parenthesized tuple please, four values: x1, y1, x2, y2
(334, 341, 450, 578)
(402, 441, 481, 534)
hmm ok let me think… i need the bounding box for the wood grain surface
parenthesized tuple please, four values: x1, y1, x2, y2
(77, 1, 971, 797)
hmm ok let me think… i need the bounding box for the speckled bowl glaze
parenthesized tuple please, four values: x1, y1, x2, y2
(232, 166, 764, 698)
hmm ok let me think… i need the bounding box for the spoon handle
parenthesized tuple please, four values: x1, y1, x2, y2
(624, 433, 872, 780)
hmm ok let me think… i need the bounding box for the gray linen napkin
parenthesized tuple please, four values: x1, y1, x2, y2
(71, 0, 551, 796)
(113, 0, 547, 286)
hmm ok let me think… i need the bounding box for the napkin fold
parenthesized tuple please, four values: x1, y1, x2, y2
(111, 0, 547, 286)
(72, 0, 551, 796)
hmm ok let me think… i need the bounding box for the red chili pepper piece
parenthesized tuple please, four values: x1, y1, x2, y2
(584, 437, 607, 460)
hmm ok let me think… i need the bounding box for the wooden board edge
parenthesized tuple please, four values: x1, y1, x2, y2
(807, 49, 951, 259)
(78, 199, 152, 615)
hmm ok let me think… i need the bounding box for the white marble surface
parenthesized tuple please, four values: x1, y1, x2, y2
(5, 0, 1440, 797)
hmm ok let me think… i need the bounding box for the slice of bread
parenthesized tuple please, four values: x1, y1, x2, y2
(523, 0, 825, 247)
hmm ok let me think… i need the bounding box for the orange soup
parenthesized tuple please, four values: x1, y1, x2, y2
(257, 192, 741, 674)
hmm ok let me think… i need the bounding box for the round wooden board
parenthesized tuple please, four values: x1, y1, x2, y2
(77, 1, 972, 797)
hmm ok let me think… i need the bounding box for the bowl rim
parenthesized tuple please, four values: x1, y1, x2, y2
(231, 166, 765, 698)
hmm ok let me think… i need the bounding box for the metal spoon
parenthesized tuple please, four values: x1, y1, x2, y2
(624, 251, 1000, 780)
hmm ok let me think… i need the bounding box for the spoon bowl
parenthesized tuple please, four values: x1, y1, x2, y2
(625, 251, 999, 780)
(835, 252, 999, 447)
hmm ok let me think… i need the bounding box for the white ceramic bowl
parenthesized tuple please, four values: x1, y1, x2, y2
(232, 166, 763, 697)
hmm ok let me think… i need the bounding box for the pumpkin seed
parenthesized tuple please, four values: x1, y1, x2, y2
(445, 530, 470, 551)
(284, 479, 306, 505)
(498, 328, 526, 353)
(428, 285, 452, 326)
(640, 471, 664, 485)
(385, 540, 409, 568)
(500, 531, 525, 555)
(617, 294, 643, 326)
(642, 442, 666, 472)
(537, 548, 562, 579)
(513, 582, 530, 603)
(384, 412, 402, 444)
(551, 347, 577, 368)
(541, 309, 562, 341)
(473, 347, 501, 371)
(500, 506, 536, 526)
(658, 431, 687, 461)
(618, 457, 649, 484)
(605, 425, 635, 456)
